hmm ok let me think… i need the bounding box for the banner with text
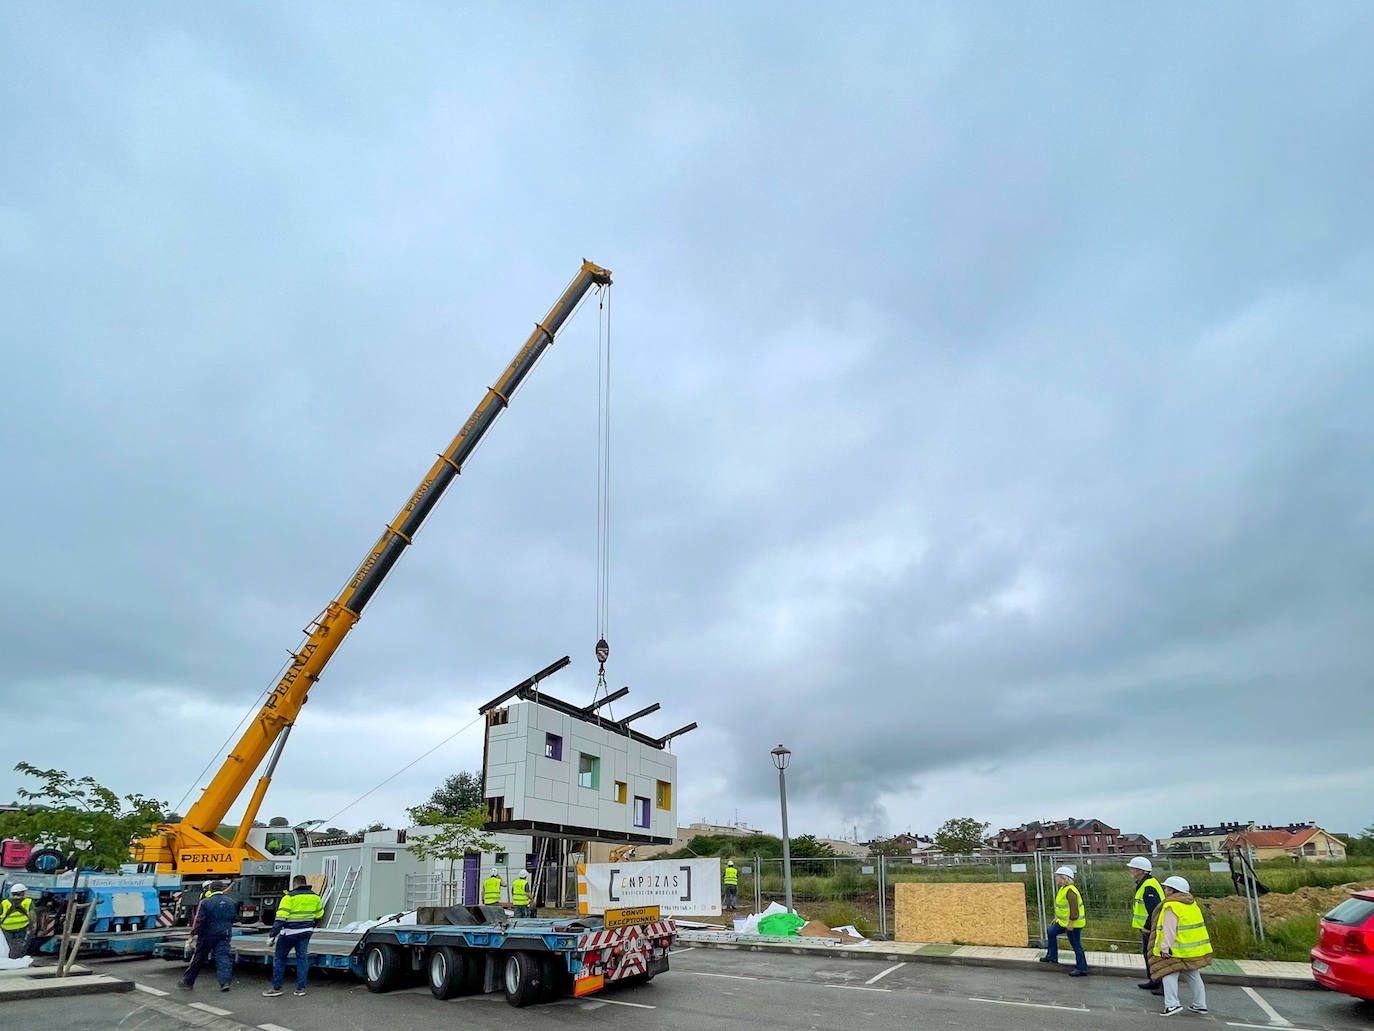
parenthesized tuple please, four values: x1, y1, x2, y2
(578, 858, 722, 917)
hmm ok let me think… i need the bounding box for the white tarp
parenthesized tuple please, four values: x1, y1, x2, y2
(578, 858, 723, 918)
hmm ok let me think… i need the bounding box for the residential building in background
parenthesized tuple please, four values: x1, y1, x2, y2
(995, 818, 1151, 855)
(1157, 822, 1255, 854)
(1221, 825, 1347, 862)
(1156, 821, 1332, 855)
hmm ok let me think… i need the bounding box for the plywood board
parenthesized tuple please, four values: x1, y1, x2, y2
(894, 882, 1027, 946)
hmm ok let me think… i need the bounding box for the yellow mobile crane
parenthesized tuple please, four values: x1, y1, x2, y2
(134, 260, 612, 878)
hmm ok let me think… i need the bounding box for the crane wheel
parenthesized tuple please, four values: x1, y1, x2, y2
(363, 942, 402, 993)
(26, 848, 68, 874)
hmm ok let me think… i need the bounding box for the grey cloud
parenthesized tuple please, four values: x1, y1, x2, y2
(3, 3, 1373, 845)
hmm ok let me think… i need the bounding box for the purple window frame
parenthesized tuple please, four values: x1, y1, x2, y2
(634, 796, 650, 829)
(545, 733, 563, 761)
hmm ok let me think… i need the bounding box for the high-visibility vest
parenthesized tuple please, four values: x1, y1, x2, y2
(1, 897, 32, 931)
(723, 866, 738, 886)
(1131, 877, 1163, 930)
(1055, 883, 1086, 929)
(511, 878, 529, 906)
(1153, 900, 1211, 958)
(276, 889, 324, 926)
(483, 876, 502, 904)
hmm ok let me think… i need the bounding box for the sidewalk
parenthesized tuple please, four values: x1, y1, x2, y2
(674, 931, 1318, 991)
(0, 962, 134, 1001)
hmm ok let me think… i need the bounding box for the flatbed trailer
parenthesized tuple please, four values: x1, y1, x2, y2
(154, 906, 675, 1007)
(353, 911, 676, 1007)
(153, 930, 360, 971)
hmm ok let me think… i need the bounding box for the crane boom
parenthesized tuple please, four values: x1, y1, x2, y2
(135, 260, 612, 875)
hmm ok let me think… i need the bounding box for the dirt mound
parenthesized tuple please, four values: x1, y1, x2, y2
(1202, 880, 1374, 922)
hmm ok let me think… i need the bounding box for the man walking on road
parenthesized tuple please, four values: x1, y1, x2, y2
(1128, 856, 1165, 991)
(723, 860, 739, 912)
(1149, 875, 1213, 1016)
(181, 881, 236, 992)
(2, 884, 33, 959)
(264, 875, 324, 997)
(1041, 866, 1088, 976)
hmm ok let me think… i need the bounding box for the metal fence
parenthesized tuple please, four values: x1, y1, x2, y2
(739, 851, 1272, 946)
(404, 863, 582, 912)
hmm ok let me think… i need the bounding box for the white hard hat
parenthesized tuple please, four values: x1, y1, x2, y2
(727, 860, 735, 866)
(1055, 866, 1075, 878)
(9, 884, 26, 893)
(1163, 875, 1190, 893)
(1127, 857, 1153, 872)
(517, 869, 528, 877)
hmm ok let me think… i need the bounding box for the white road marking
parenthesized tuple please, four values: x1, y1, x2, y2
(865, 962, 906, 985)
(681, 971, 757, 981)
(1241, 986, 1294, 1027)
(590, 997, 656, 1009)
(135, 984, 168, 996)
(1227, 1025, 1322, 1031)
(668, 947, 696, 955)
(259, 1024, 296, 1031)
(187, 1002, 233, 1016)
(969, 997, 1088, 1012)
(825, 984, 892, 993)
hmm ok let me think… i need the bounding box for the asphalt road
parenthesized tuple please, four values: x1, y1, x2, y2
(8, 946, 1374, 1031)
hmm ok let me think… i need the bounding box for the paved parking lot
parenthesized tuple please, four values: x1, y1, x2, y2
(5, 946, 1373, 1031)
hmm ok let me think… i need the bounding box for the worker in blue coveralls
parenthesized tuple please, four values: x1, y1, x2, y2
(181, 881, 237, 991)
(263, 875, 324, 997)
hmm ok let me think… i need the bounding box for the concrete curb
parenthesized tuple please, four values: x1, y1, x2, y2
(676, 937, 1322, 992)
(0, 972, 134, 1000)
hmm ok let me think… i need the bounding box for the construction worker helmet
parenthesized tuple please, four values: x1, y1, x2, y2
(9, 884, 26, 894)
(1126, 856, 1152, 872)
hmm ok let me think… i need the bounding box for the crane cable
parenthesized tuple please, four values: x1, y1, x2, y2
(593, 282, 613, 712)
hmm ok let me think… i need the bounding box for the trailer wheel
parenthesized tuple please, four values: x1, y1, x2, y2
(503, 951, 542, 1008)
(428, 946, 469, 1000)
(363, 942, 402, 993)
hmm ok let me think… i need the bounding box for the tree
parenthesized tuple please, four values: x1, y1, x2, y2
(868, 837, 911, 857)
(0, 763, 169, 871)
(404, 806, 497, 864)
(787, 834, 836, 858)
(1346, 824, 1374, 859)
(360, 821, 390, 834)
(933, 817, 990, 855)
(416, 771, 484, 818)
(268, 816, 290, 827)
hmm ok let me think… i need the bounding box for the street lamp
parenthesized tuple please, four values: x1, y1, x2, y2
(770, 744, 793, 915)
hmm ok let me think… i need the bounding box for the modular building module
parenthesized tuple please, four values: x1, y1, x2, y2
(479, 659, 696, 846)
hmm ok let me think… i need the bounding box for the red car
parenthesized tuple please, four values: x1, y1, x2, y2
(1311, 890, 1374, 1001)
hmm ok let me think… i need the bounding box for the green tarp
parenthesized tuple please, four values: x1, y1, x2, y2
(757, 912, 805, 937)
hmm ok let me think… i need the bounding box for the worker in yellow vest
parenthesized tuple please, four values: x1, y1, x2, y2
(1040, 866, 1088, 976)
(1127, 856, 1165, 991)
(511, 870, 531, 917)
(264, 875, 324, 998)
(2, 884, 33, 959)
(723, 860, 739, 912)
(482, 871, 504, 906)
(1149, 876, 1213, 1016)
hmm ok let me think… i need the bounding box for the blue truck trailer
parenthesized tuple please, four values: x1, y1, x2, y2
(156, 905, 674, 1007)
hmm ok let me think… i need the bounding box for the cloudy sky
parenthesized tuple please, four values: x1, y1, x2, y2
(3, 3, 1372, 847)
